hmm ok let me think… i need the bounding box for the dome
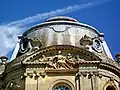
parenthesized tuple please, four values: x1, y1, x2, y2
(45, 16, 78, 22)
(23, 16, 100, 36)
(13, 16, 113, 60)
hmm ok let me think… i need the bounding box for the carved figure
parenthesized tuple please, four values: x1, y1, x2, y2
(38, 55, 48, 62)
(47, 57, 58, 69)
(46, 51, 74, 69)
(57, 56, 73, 69)
(66, 53, 75, 66)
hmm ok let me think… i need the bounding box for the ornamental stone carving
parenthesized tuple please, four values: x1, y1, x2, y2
(92, 37, 102, 53)
(80, 35, 93, 49)
(19, 37, 32, 54)
(25, 51, 86, 70)
(47, 51, 75, 69)
(19, 37, 42, 54)
(31, 37, 42, 51)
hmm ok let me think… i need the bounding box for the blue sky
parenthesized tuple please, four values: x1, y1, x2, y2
(0, 0, 120, 59)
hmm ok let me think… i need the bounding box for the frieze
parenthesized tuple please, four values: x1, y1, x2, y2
(20, 45, 120, 71)
(22, 45, 101, 64)
(24, 51, 85, 69)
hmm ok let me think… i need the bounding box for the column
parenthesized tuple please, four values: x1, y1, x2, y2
(75, 73, 81, 90)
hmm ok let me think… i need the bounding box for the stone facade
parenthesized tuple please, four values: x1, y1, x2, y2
(0, 16, 120, 90)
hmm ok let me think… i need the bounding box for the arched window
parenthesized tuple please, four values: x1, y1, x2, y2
(49, 79, 74, 90)
(53, 83, 71, 90)
(106, 85, 116, 90)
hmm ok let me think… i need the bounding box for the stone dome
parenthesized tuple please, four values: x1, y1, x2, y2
(15, 16, 112, 59)
(22, 17, 99, 48)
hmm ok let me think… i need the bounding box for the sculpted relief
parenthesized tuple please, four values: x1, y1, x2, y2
(18, 37, 42, 55)
(25, 51, 85, 70)
(47, 52, 75, 69)
(80, 35, 93, 47)
(80, 35, 102, 52)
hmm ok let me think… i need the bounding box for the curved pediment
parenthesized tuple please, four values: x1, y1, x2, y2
(22, 45, 101, 66)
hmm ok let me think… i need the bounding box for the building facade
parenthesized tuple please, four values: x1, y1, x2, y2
(0, 16, 120, 90)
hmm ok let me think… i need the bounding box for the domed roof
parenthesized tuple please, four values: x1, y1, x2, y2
(11, 16, 113, 61)
(21, 16, 102, 52)
(45, 16, 78, 22)
(23, 16, 101, 37)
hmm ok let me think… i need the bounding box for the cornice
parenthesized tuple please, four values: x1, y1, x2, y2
(98, 69, 120, 83)
(99, 63, 120, 77)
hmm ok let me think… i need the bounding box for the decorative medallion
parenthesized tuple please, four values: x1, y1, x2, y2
(92, 38, 102, 53)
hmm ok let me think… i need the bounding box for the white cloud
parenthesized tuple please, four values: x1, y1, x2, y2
(0, 0, 111, 57)
(0, 25, 26, 56)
